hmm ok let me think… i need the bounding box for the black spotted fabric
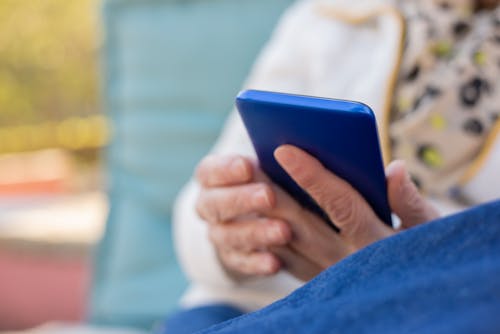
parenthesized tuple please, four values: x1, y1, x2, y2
(390, 0, 500, 202)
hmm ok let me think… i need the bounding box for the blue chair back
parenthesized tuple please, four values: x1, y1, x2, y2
(89, 0, 293, 329)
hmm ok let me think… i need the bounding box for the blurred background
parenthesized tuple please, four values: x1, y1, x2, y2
(0, 0, 292, 331)
(0, 0, 106, 330)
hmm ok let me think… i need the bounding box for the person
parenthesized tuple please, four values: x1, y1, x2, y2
(169, 0, 500, 331)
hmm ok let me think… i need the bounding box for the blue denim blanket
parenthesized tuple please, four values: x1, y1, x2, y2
(192, 200, 500, 333)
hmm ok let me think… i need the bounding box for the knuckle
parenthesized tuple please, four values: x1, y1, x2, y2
(195, 194, 209, 220)
(248, 223, 266, 247)
(219, 227, 233, 247)
(302, 175, 331, 203)
(195, 155, 216, 182)
(209, 225, 231, 248)
(224, 192, 244, 217)
(233, 187, 250, 207)
(247, 224, 258, 243)
(231, 225, 249, 250)
(325, 190, 358, 227)
(208, 226, 220, 245)
(232, 222, 262, 252)
(197, 192, 223, 223)
(400, 181, 429, 220)
(296, 166, 319, 190)
(195, 194, 211, 221)
(403, 183, 424, 211)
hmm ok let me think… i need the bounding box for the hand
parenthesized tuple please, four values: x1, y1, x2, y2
(271, 145, 440, 277)
(195, 154, 293, 280)
(196, 153, 343, 281)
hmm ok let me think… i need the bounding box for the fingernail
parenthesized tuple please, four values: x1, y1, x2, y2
(230, 158, 247, 179)
(401, 163, 413, 187)
(253, 188, 271, 207)
(267, 224, 284, 243)
(275, 146, 296, 167)
(387, 160, 408, 188)
(385, 160, 399, 178)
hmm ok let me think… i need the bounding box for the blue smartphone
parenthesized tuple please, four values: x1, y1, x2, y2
(236, 89, 392, 230)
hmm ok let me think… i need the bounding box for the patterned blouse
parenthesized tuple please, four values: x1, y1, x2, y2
(390, 0, 500, 204)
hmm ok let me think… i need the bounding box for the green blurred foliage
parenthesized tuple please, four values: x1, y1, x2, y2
(0, 0, 100, 127)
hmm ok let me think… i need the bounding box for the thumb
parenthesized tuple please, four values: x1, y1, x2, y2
(386, 160, 440, 229)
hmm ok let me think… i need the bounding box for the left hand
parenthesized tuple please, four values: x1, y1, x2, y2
(269, 145, 440, 280)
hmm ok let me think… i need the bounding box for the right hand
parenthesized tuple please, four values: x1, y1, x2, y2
(195, 154, 294, 280)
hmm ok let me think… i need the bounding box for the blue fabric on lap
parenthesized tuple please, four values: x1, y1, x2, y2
(158, 304, 244, 334)
(198, 200, 500, 334)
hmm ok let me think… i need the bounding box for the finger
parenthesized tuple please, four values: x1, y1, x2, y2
(209, 218, 292, 252)
(274, 145, 393, 248)
(269, 246, 323, 282)
(196, 182, 275, 223)
(251, 164, 352, 267)
(386, 160, 440, 229)
(219, 250, 281, 277)
(196, 154, 253, 187)
(281, 206, 351, 267)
